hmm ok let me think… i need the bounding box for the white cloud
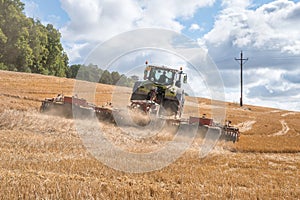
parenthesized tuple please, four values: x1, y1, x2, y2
(58, 0, 300, 111)
(220, 0, 252, 11)
(60, 0, 142, 42)
(221, 0, 252, 9)
(60, 0, 215, 63)
(136, 0, 215, 30)
(204, 0, 300, 54)
(220, 66, 300, 111)
(189, 23, 202, 31)
(64, 42, 91, 64)
(199, 0, 300, 111)
(60, 0, 216, 41)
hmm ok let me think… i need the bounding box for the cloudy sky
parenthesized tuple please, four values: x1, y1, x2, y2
(21, 0, 300, 111)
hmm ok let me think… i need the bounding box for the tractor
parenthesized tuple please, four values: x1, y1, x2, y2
(130, 62, 187, 118)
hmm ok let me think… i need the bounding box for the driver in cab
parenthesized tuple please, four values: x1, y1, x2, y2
(158, 71, 168, 84)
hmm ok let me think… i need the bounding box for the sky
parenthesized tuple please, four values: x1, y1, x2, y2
(21, 0, 300, 111)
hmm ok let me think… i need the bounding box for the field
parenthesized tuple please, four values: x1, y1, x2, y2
(0, 70, 299, 199)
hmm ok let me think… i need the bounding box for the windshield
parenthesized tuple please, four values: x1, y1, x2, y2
(149, 68, 175, 85)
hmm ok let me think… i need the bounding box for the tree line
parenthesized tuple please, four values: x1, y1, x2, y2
(0, 0, 68, 76)
(0, 0, 135, 87)
(68, 64, 137, 87)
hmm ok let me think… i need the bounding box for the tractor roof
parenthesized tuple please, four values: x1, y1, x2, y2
(147, 65, 181, 72)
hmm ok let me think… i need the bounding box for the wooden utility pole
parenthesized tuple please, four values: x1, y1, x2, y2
(235, 51, 248, 107)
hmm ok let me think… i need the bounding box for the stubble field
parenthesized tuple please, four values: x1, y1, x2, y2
(0, 70, 299, 199)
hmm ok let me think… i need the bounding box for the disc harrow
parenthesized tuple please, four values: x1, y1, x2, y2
(40, 94, 240, 143)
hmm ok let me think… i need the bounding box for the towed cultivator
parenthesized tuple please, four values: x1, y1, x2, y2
(41, 63, 240, 143)
(40, 94, 240, 143)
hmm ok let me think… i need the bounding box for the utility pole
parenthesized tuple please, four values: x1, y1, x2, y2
(235, 51, 248, 107)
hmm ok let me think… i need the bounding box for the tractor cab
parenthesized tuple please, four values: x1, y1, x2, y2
(143, 65, 187, 87)
(131, 63, 187, 118)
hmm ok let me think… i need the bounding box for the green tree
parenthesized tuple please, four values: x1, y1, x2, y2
(16, 25, 33, 72)
(0, 62, 7, 70)
(99, 70, 113, 85)
(0, 0, 69, 76)
(28, 19, 49, 74)
(0, 0, 28, 70)
(67, 64, 81, 78)
(117, 74, 129, 87)
(75, 64, 102, 82)
(111, 71, 121, 85)
(0, 28, 7, 45)
(44, 24, 68, 77)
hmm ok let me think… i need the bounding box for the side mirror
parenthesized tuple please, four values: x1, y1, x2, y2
(143, 69, 148, 80)
(183, 75, 187, 83)
(144, 66, 151, 80)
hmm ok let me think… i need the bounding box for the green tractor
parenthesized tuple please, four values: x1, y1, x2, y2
(130, 63, 187, 118)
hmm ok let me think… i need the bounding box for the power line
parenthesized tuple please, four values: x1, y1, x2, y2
(235, 51, 248, 107)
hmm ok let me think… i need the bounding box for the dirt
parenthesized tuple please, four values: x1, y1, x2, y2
(236, 120, 256, 132)
(272, 120, 290, 136)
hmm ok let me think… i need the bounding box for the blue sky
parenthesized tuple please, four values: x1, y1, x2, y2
(21, 0, 69, 27)
(21, 0, 300, 111)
